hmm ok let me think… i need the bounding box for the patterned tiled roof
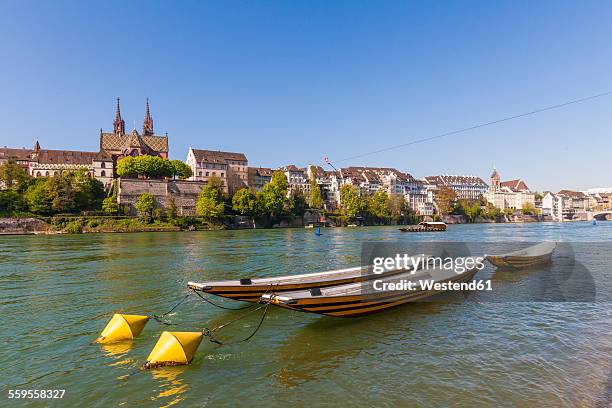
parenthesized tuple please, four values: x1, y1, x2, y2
(425, 175, 488, 188)
(100, 131, 168, 153)
(501, 179, 529, 192)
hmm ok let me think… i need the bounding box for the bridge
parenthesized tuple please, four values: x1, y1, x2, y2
(592, 211, 612, 221)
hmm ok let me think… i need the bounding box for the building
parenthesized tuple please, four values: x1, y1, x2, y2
(424, 174, 489, 201)
(186, 148, 248, 193)
(248, 167, 274, 191)
(99, 98, 169, 167)
(281, 165, 310, 195)
(0, 146, 33, 169)
(483, 169, 535, 210)
(29, 145, 114, 186)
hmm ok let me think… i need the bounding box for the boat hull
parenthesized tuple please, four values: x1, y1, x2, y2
(267, 268, 479, 318)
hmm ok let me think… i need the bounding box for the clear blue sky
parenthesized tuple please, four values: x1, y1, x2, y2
(1, 0, 611, 191)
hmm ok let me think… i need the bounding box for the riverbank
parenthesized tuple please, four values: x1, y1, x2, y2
(0, 214, 555, 235)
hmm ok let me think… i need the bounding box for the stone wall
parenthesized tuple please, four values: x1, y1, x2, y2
(0, 218, 51, 234)
(118, 178, 206, 216)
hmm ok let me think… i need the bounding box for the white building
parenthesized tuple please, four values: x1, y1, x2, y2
(483, 169, 535, 210)
(186, 148, 248, 193)
(424, 174, 489, 201)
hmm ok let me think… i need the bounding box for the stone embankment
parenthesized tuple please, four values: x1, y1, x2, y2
(0, 218, 52, 234)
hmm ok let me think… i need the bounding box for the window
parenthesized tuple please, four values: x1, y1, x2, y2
(221, 173, 224, 177)
(36, 171, 41, 177)
(198, 171, 202, 176)
(101, 170, 106, 177)
(206, 172, 209, 176)
(45, 171, 49, 176)
(101, 162, 106, 169)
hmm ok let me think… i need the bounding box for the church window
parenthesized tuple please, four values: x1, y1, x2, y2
(101, 162, 106, 168)
(206, 172, 209, 176)
(101, 171, 106, 177)
(36, 172, 41, 177)
(45, 171, 49, 176)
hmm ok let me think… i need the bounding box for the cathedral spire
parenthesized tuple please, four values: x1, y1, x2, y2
(142, 97, 154, 136)
(113, 97, 125, 136)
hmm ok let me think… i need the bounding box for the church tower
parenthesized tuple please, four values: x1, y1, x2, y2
(490, 168, 501, 192)
(142, 97, 154, 136)
(113, 97, 125, 136)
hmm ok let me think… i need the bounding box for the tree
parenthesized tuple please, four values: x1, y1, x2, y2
(170, 160, 193, 180)
(0, 190, 26, 213)
(0, 160, 31, 193)
(435, 186, 456, 215)
(456, 199, 482, 223)
(340, 184, 365, 222)
(135, 192, 156, 222)
(262, 171, 288, 219)
(116, 156, 174, 179)
(521, 202, 536, 215)
(102, 196, 119, 214)
(387, 194, 409, 224)
(196, 178, 226, 224)
(232, 188, 261, 226)
(25, 178, 52, 214)
(73, 168, 105, 211)
(308, 165, 323, 209)
(165, 196, 178, 219)
(367, 190, 390, 222)
(46, 173, 77, 213)
(288, 189, 307, 217)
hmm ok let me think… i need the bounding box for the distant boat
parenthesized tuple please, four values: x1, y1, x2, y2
(347, 224, 358, 227)
(486, 242, 556, 269)
(399, 221, 447, 232)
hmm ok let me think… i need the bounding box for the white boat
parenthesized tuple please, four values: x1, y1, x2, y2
(486, 242, 556, 268)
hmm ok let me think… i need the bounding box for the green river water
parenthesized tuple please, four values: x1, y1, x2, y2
(0, 222, 610, 407)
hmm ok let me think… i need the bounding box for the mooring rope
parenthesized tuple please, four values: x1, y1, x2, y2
(202, 300, 272, 346)
(193, 290, 257, 311)
(152, 292, 192, 325)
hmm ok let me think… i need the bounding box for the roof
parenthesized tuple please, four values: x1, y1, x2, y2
(191, 148, 247, 164)
(501, 179, 530, 192)
(0, 147, 33, 161)
(248, 167, 274, 177)
(101, 131, 169, 153)
(491, 168, 500, 179)
(557, 190, 587, 198)
(37, 149, 98, 165)
(425, 175, 488, 187)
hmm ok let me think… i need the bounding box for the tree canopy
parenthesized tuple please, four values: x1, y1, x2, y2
(196, 176, 226, 224)
(116, 156, 191, 179)
(435, 186, 456, 215)
(262, 171, 288, 219)
(339, 184, 365, 221)
(308, 166, 323, 209)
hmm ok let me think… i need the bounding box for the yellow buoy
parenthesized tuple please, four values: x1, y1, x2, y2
(97, 314, 149, 344)
(145, 331, 203, 368)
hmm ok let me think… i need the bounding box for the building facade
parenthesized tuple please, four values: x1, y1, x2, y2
(483, 169, 535, 210)
(186, 148, 248, 193)
(424, 174, 489, 201)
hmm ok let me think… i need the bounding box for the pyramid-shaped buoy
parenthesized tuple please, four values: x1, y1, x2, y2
(97, 314, 149, 344)
(145, 331, 203, 368)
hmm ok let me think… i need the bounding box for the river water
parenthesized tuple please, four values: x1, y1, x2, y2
(0, 223, 610, 407)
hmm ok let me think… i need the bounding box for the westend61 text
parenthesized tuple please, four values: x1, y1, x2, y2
(373, 279, 492, 292)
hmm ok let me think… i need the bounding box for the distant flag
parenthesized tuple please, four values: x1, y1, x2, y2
(324, 156, 330, 164)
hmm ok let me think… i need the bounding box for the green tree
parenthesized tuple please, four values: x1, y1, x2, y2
(262, 171, 288, 219)
(73, 169, 105, 211)
(308, 165, 324, 209)
(387, 194, 409, 224)
(435, 186, 456, 215)
(367, 190, 390, 222)
(232, 188, 261, 226)
(0, 160, 31, 193)
(165, 196, 178, 219)
(521, 202, 536, 215)
(102, 195, 119, 214)
(24, 178, 52, 214)
(116, 156, 174, 179)
(0, 190, 26, 213)
(288, 189, 307, 217)
(170, 160, 193, 180)
(455, 199, 482, 223)
(46, 173, 77, 213)
(339, 184, 365, 222)
(196, 178, 226, 224)
(135, 192, 156, 222)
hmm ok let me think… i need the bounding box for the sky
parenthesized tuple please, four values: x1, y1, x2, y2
(0, 0, 611, 191)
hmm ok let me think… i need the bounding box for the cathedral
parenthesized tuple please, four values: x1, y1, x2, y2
(99, 97, 169, 162)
